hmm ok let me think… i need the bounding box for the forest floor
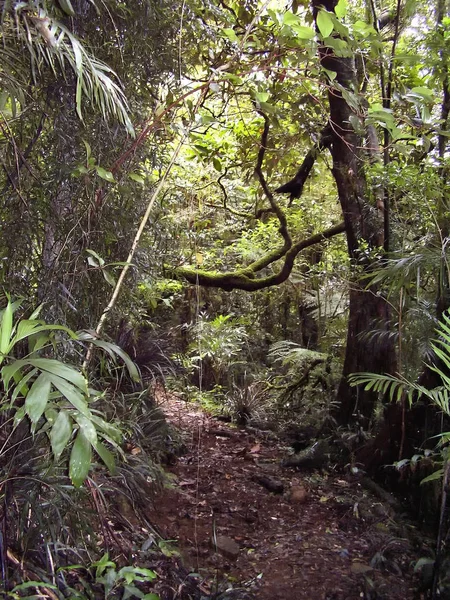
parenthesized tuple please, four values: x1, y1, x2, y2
(145, 393, 429, 600)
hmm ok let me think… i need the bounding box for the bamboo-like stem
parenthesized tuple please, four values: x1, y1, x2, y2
(83, 91, 206, 369)
(83, 8, 267, 369)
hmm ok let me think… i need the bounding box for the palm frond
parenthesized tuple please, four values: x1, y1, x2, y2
(0, 2, 134, 135)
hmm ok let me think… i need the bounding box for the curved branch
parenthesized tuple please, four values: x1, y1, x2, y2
(254, 106, 292, 251)
(217, 168, 252, 219)
(175, 222, 345, 291)
(275, 123, 332, 205)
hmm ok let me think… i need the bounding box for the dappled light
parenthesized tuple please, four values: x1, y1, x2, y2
(1, 0, 450, 598)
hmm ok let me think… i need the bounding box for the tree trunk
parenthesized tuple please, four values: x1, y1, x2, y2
(312, 0, 397, 424)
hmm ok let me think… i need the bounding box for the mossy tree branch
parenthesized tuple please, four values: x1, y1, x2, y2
(175, 222, 345, 291)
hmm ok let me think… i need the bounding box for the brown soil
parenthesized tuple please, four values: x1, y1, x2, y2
(149, 395, 426, 600)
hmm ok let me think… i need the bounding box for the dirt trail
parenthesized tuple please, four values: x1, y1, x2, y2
(152, 395, 421, 600)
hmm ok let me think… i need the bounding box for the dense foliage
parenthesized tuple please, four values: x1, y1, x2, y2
(1, 0, 450, 597)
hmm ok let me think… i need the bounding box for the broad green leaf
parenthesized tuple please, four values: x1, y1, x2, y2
(0, 299, 13, 355)
(27, 359, 87, 391)
(93, 553, 116, 578)
(255, 92, 269, 103)
(222, 28, 238, 43)
(13, 406, 26, 428)
(86, 249, 105, 266)
(421, 469, 444, 484)
(118, 566, 157, 582)
(12, 582, 58, 591)
(29, 304, 44, 320)
(87, 338, 140, 382)
(322, 68, 337, 80)
(123, 585, 145, 598)
(335, 0, 348, 18)
(95, 166, 115, 182)
(74, 414, 98, 445)
(129, 173, 145, 184)
(10, 368, 38, 406)
(317, 10, 334, 38)
(93, 440, 116, 473)
(212, 157, 222, 172)
(258, 101, 276, 114)
(102, 270, 116, 287)
(14, 322, 76, 345)
(87, 256, 99, 267)
(410, 86, 434, 101)
(47, 373, 91, 417)
(324, 37, 350, 57)
(69, 430, 92, 487)
(142, 595, 160, 600)
(25, 372, 51, 426)
(76, 76, 83, 121)
(90, 414, 121, 443)
(50, 410, 72, 460)
(292, 25, 316, 39)
(283, 11, 301, 26)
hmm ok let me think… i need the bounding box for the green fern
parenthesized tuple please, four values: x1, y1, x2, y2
(349, 310, 450, 417)
(268, 340, 326, 367)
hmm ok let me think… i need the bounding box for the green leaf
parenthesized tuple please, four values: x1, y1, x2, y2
(58, 0, 76, 16)
(74, 414, 98, 446)
(283, 11, 301, 26)
(118, 566, 157, 582)
(335, 0, 348, 18)
(142, 595, 160, 600)
(102, 270, 116, 287)
(25, 372, 51, 426)
(27, 359, 87, 391)
(0, 299, 13, 355)
(84, 337, 140, 382)
(82, 139, 91, 160)
(92, 440, 116, 473)
(86, 249, 104, 266)
(76, 76, 83, 121)
(12, 582, 58, 591)
(410, 86, 434, 102)
(50, 410, 72, 460)
(90, 414, 122, 443)
(69, 430, 92, 487)
(212, 157, 222, 172)
(14, 321, 76, 345)
(292, 25, 316, 39)
(255, 92, 270, 103)
(421, 469, 444, 484)
(317, 10, 334, 38)
(87, 256, 99, 267)
(95, 166, 115, 182)
(222, 28, 238, 43)
(47, 373, 91, 416)
(129, 173, 145, 184)
(93, 553, 116, 578)
(123, 585, 145, 599)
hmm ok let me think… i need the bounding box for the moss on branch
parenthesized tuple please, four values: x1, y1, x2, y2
(175, 222, 346, 291)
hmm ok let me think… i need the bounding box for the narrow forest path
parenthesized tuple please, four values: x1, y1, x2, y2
(151, 394, 423, 600)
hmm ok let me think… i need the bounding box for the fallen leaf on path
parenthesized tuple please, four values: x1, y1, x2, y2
(250, 443, 261, 453)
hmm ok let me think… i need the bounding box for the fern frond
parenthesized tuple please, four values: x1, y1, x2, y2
(268, 341, 326, 367)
